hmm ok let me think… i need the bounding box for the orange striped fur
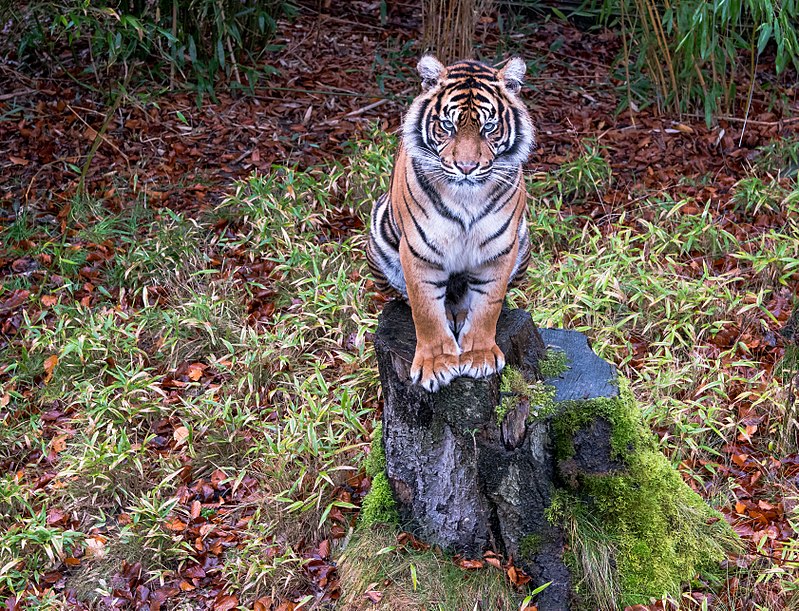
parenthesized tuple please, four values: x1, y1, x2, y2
(367, 56, 536, 391)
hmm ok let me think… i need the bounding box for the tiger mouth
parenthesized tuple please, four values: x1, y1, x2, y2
(446, 171, 493, 184)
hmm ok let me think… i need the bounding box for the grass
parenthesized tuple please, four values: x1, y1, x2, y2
(1, 131, 798, 608)
(338, 526, 526, 610)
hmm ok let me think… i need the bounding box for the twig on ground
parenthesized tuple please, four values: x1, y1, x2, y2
(0, 89, 36, 101)
(67, 105, 130, 164)
(343, 98, 389, 117)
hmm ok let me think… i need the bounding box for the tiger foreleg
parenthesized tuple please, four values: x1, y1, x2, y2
(457, 253, 518, 379)
(399, 241, 461, 392)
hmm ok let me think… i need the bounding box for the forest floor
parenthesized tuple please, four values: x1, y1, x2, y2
(1, 2, 798, 610)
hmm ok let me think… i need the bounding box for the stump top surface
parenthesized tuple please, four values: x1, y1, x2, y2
(539, 328, 618, 402)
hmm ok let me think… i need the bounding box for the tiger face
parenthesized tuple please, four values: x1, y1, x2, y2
(403, 56, 535, 188)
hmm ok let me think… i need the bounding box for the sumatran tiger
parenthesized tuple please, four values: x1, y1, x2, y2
(366, 55, 536, 392)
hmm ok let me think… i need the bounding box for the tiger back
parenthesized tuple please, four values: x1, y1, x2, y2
(367, 55, 536, 392)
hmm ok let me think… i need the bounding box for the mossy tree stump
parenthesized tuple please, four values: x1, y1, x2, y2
(372, 300, 737, 609)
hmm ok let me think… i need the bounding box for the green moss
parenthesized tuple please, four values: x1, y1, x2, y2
(360, 471, 399, 526)
(496, 394, 519, 426)
(546, 379, 740, 609)
(360, 423, 399, 526)
(497, 367, 557, 425)
(526, 381, 557, 421)
(365, 422, 386, 477)
(519, 534, 542, 560)
(539, 348, 570, 378)
(552, 378, 644, 461)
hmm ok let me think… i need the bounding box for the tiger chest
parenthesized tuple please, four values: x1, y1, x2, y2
(427, 213, 516, 273)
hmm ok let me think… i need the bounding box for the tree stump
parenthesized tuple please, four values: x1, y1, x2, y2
(374, 301, 623, 609)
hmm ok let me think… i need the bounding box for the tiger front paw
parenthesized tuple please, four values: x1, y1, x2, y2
(410, 342, 461, 392)
(458, 343, 505, 379)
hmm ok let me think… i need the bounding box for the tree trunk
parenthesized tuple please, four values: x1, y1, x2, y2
(421, 0, 494, 63)
(375, 300, 624, 610)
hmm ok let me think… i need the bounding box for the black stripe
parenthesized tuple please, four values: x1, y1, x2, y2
(407, 241, 444, 270)
(448, 62, 494, 75)
(498, 107, 526, 159)
(424, 279, 450, 289)
(444, 89, 495, 109)
(415, 98, 434, 149)
(480, 214, 514, 248)
(409, 211, 444, 257)
(487, 242, 514, 262)
(380, 214, 399, 249)
(493, 182, 520, 215)
(470, 173, 516, 227)
(404, 172, 430, 219)
(411, 160, 466, 230)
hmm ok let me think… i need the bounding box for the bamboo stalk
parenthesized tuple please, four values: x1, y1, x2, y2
(217, 0, 241, 86)
(170, 0, 177, 90)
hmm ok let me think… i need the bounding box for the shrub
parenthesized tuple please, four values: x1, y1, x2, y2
(5, 0, 294, 94)
(611, 0, 799, 123)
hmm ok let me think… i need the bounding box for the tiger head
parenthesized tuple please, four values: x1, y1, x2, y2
(403, 55, 536, 187)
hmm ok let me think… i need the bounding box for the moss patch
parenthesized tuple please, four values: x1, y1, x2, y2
(361, 471, 399, 525)
(365, 422, 387, 477)
(360, 423, 399, 526)
(497, 366, 557, 426)
(519, 534, 542, 560)
(539, 348, 570, 378)
(552, 378, 643, 461)
(547, 379, 740, 609)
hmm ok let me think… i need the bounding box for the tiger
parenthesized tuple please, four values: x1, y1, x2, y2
(366, 55, 536, 392)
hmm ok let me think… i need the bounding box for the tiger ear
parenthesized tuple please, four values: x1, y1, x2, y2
(499, 57, 526, 94)
(418, 55, 445, 91)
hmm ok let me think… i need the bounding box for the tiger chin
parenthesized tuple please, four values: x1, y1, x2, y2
(366, 55, 536, 392)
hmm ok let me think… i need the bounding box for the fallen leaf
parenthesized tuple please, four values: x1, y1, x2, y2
(164, 517, 187, 532)
(738, 424, 758, 442)
(41, 295, 58, 307)
(43, 355, 58, 383)
(186, 362, 206, 381)
(456, 558, 485, 570)
(214, 594, 238, 611)
(507, 564, 532, 586)
(173, 426, 190, 447)
(484, 555, 502, 569)
(85, 536, 106, 559)
(49, 435, 68, 453)
(254, 598, 273, 611)
(319, 538, 330, 559)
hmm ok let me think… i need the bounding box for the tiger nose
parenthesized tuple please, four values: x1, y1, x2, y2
(455, 160, 479, 175)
